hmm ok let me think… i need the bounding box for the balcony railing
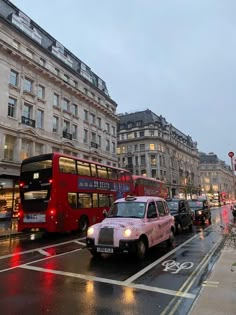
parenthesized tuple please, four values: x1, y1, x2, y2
(91, 142, 98, 149)
(62, 131, 72, 140)
(21, 116, 35, 127)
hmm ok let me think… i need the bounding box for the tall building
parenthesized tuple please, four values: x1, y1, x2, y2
(117, 109, 200, 198)
(0, 0, 118, 215)
(199, 152, 235, 200)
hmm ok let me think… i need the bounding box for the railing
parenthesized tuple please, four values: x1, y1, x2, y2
(62, 131, 72, 140)
(21, 116, 35, 127)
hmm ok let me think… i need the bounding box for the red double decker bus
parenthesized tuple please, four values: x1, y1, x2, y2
(132, 175, 168, 199)
(18, 153, 133, 233)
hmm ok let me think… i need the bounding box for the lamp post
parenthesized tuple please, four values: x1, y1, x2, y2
(228, 151, 235, 199)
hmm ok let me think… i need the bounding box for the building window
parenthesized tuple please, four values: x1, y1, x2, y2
(8, 97, 17, 118)
(98, 135, 101, 147)
(106, 140, 110, 152)
(63, 120, 70, 133)
(71, 103, 78, 116)
(106, 123, 110, 133)
(53, 116, 59, 133)
(91, 132, 96, 142)
(84, 110, 88, 121)
(9, 70, 18, 86)
(140, 144, 145, 151)
(134, 144, 138, 152)
(72, 124, 77, 139)
(97, 117, 101, 128)
(139, 131, 144, 137)
(21, 139, 32, 160)
(84, 129, 88, 143)
(150, 154, 156, 165)
(23, 103, 32, 119)
(136, 120, 142, 127)
(90, 113, 96, 124)
(62, 98, 69, 111)
(36, 109, 44, 128)
(135, 156, 138, 165)
(127, 122, 133, 129)
(149, 131, 154, 136)
(112, 142, 115, 153)
(4, 135, 16, 160)
(23, 78, 33, 93)
(150, 143, 155, 150)
(112, 126, 116, 136)
(53, 93, 59, 107)
(38, 85, 45, 99)
(141, 155, 146, 165)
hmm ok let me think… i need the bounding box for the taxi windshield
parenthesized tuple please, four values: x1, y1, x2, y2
(108, 202, 146, 218)
(188, 201, 203, 208)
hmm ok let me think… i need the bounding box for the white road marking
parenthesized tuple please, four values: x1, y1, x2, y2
(123, 229, 210, 285)
(0, 237, 86, 260)
(73, 240, 86, 246)
(37, 249, 51, 256)
(19, 264, 196, 299)
(202, 280, 219, 288)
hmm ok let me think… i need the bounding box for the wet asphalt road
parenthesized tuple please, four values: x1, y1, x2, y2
(0, 205, 232, 315)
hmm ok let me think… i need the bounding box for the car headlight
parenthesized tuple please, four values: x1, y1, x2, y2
(197, 210, 202, 215)
(123, 228, 132, 237)
(87, 227, 94, 237)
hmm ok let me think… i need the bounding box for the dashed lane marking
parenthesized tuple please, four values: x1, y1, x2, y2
(202, 281, 219, 288)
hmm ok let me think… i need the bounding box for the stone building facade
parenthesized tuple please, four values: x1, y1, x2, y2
(0, 0, 118, 215)
(117, 109, 200, 198)
(199, 152, 235, 200)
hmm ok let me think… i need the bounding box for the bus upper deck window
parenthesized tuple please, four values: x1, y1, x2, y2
(59, 157, 76, 174)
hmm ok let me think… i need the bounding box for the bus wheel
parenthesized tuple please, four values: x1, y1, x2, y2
(78, 215, 89, 232)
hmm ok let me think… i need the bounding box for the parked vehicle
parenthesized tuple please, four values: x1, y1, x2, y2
(188, 199, 211, 224)
(231, 204, 236, 221)
(166, 198, 193, 233)
(86, 195, 175, 260)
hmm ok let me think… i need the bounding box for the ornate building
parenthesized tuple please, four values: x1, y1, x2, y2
(117, 109, 200, 198)
(199, 152, 235, 200)
(0, 0, 118, 215)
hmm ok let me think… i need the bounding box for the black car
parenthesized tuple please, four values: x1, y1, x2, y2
(166, 198, 193, 233)
(188, 199, 211, 224)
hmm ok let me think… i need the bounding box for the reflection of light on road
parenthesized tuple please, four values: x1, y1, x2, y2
(86, 281, 94, 294)
(221, 206, 229, 225)
(199, 228, 204, 240)
(123, 287, 134, 304)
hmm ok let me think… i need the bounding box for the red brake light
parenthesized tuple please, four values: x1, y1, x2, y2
(49, 209, 56, 215)
(19, 182, 24, 187)
(49, 179, 53, 184)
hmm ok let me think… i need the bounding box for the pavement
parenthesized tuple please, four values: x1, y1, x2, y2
(0, 219, 235, 314)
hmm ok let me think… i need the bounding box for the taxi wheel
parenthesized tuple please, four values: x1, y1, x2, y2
(136, 238, 147, 260)
(78, 215, 89, 232)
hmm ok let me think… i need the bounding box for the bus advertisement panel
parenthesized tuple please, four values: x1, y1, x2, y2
(132, 175, 168, 199)
(18, 153, 133, 233)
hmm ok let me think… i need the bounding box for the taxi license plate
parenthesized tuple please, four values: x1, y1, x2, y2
(23, 214, 46, 223)
(97, 247, 114, 253)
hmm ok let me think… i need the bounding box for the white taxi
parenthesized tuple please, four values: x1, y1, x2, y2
(86, 196, 175, 260)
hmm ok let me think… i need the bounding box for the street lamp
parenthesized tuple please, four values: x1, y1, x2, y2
(228, 151, 235, 200)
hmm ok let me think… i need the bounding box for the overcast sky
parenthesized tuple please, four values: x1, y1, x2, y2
(11, 0, 236, 164)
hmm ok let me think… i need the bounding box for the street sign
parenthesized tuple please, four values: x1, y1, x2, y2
(228, 151, 234, 158)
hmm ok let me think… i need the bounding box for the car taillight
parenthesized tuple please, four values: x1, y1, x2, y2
(49, 209, 56, 215)
(19, 182, 24, 188)
(49, 179, 53, 184)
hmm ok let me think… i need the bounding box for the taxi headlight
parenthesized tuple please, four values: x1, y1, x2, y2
(197, 210, 202, 215)
(123, 228, 132, 237)
(87, 227, 94, 237)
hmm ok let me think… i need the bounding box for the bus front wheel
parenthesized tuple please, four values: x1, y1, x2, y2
(78, 215, 89, 232)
